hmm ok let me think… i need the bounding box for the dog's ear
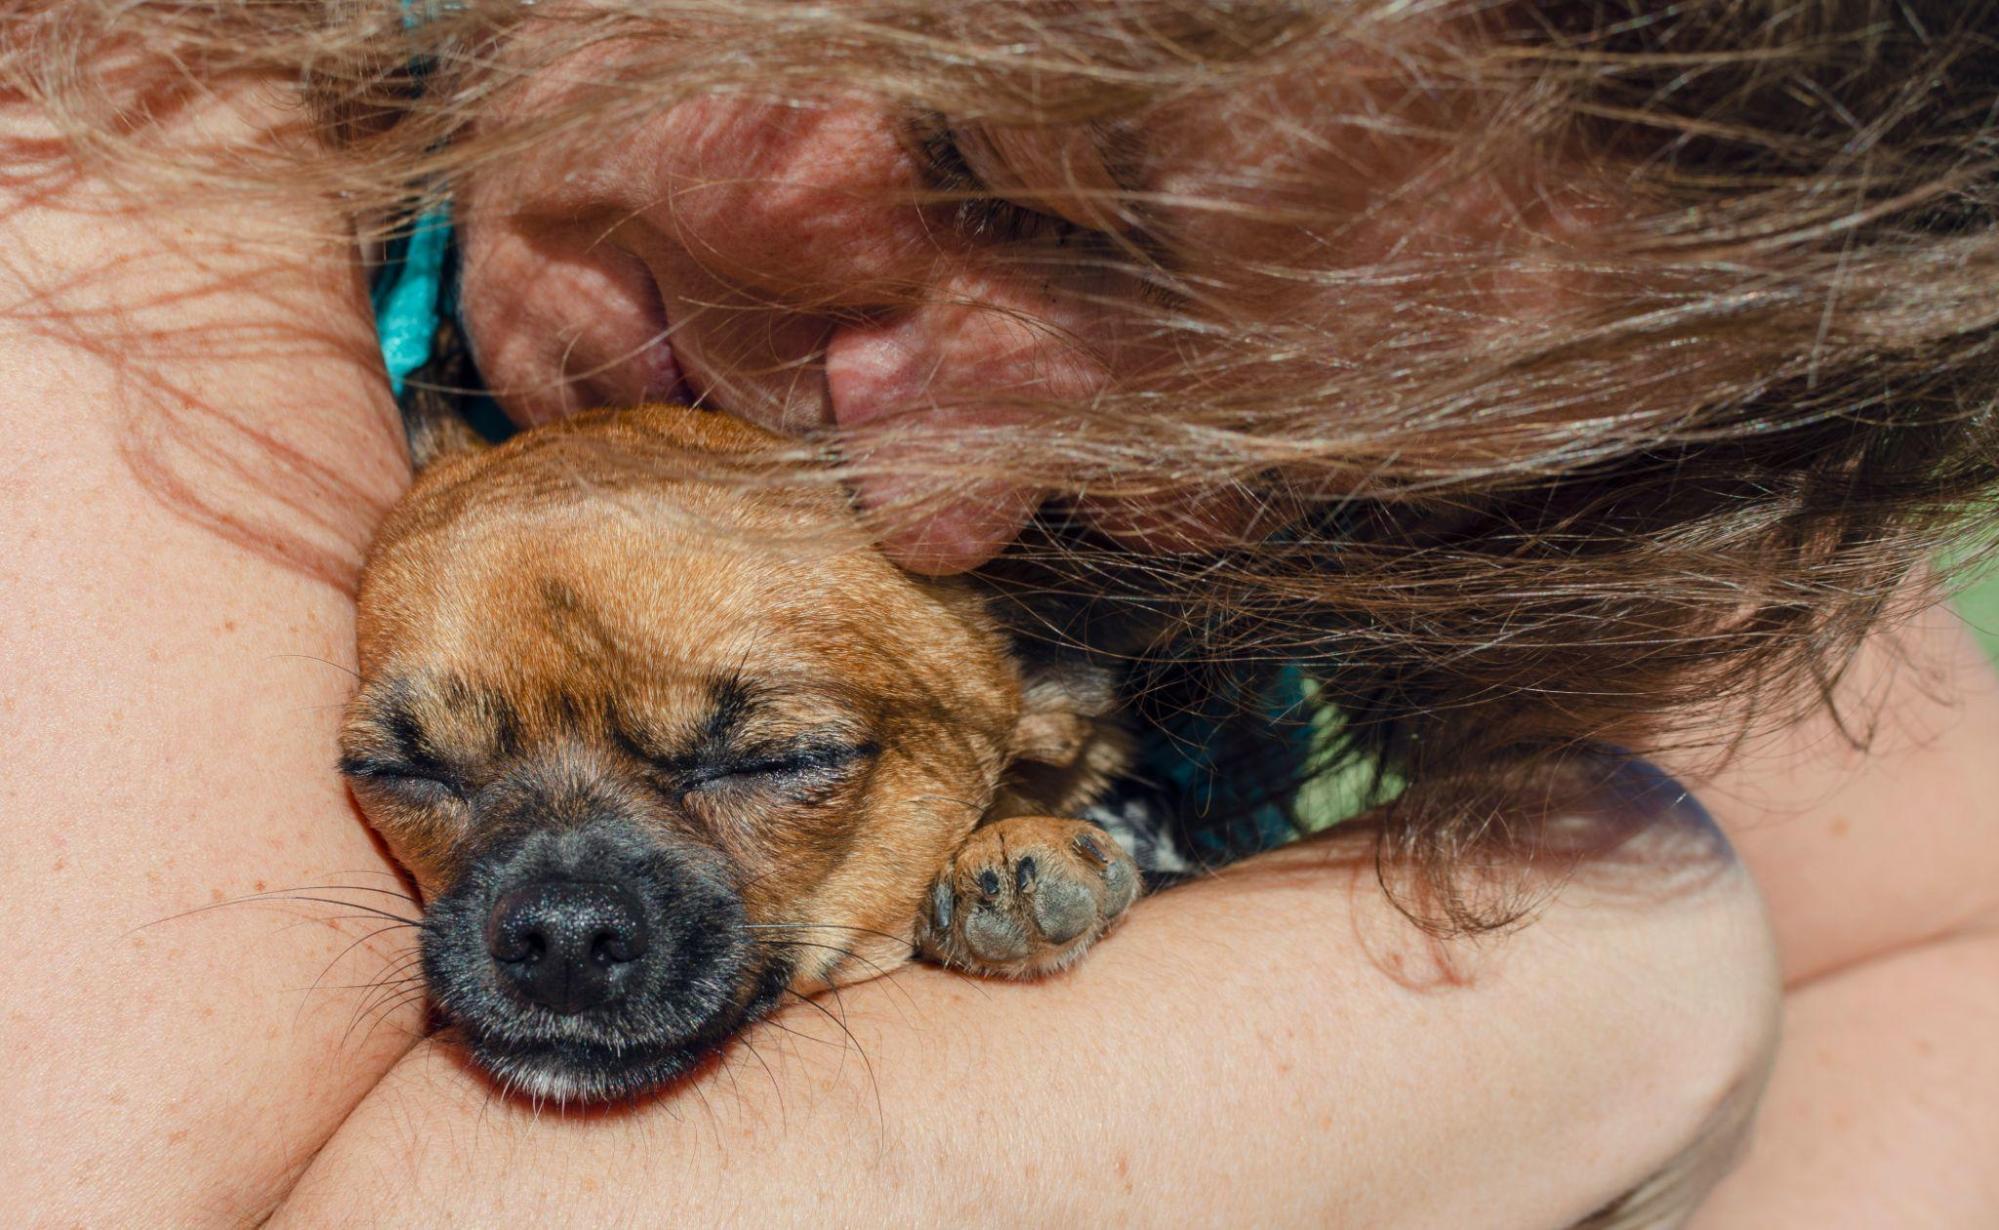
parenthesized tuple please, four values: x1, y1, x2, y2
(1011, 656, 1117, 767)
(403, 398, 487, 471)
(1002, 654, 1131, 819)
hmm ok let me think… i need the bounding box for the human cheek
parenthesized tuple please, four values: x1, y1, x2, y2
(822, 275, 1110, 574)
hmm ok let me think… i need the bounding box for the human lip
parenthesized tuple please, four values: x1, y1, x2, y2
(633, 269, 694, 405)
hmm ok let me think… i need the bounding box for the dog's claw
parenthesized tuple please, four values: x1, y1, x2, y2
(929, 878, 955, 933)
(918, 816, 1139, 977)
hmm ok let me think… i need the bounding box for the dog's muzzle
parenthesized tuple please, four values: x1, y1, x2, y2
(420, 820, 784, 1102)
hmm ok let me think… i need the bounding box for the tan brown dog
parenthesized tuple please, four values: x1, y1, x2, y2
(339, 405, 1139, 1101)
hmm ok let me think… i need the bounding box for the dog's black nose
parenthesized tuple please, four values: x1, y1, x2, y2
(485, 881, 650, 1015)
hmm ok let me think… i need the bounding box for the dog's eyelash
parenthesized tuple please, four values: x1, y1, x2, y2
(338, 755, 467, 801)
(683, 741, 880, 793)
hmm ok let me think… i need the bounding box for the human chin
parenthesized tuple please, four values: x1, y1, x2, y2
(856, 478, 1041, 575)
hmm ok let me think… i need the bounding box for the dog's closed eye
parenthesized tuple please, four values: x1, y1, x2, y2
(338, 755, 470, 804)
(682, 740, 880, 794)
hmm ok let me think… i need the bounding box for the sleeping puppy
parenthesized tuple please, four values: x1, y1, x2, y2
(339, 405, 1139, 1102)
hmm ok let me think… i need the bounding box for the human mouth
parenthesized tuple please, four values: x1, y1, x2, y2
(634, 271, 694, 405)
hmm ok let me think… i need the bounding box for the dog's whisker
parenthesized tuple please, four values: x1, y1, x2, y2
(763, 940, 928, 1019)
(729, 865, 791, 899)
(290, 919, 424, 1030)
(342, 963, 432, 1047)
(318, 869, 419, 883)
(251, 894, 421, 925)
(333, 963, 416, 1006)
(782, 987, 884, 1131)
(473, 1043, 504, 1140)
(261, 882, 423, 904)
(734, 1035, 785, 1125)
(323, 976, 425, 1004)
(348, 987, 431, 1054)
(749, 938, 902, 986)
(127, 895, 420, 974)
(711, 1042, 750, 1117)
(342, 961, 428, 1028)
(342, 950, 427, 1007)
(754, 1014, 850, 1053)
(261, 912, 419, 942)
(744, 921, 911, 946)
(782, 987, 866, 1070)
(744, 922, 928, 1001)
(133, 890, 423, 938)
(314, 971, 424, 992)
(682, 1059, 726, 1153)
(312, 918, 422, 978)
(340, 978, 424, 1051)
(269, 652, 362, 681)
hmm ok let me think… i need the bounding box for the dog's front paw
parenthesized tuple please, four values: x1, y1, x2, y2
(916, 816, 1140, 977)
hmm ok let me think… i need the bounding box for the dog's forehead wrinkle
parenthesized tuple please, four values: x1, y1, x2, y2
(487, 688, 523, 758)
(362, 674, 460, 769)
(534, 573, 627, 666)
(370, 670, 543, 773)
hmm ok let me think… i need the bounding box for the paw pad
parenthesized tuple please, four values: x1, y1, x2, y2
(918, 816, 1141, 977)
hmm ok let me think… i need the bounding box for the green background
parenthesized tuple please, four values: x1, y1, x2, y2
(1963, 569, 1999, 663)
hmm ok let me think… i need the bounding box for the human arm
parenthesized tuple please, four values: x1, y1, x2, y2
(275, 814, 1777, 1228)
(0, 69, 1779, 1230)
(0, 84, 422, 1222)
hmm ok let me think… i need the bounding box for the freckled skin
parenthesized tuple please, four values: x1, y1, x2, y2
(341, 406, 1138, 1100)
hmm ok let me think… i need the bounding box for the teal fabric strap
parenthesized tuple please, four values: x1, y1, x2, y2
(372, 204, 453, 399)
(373, 0, 453, 398)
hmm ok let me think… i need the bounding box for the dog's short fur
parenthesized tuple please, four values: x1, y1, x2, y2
(340, 406, 1138, 1101)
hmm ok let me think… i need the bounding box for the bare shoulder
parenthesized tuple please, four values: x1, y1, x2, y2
(1674, 596, 1999, 983)
(0, 84, 421, 1222)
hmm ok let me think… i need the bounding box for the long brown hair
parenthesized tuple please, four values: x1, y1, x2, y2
(13, 0, 1999, 928)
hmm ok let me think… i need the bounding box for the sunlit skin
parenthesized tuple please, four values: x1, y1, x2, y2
(460, 96, 1183, 571)
(456, 40, 1571, 572)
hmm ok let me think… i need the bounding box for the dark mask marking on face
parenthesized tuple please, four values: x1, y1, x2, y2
(418, 817, 787, 1102)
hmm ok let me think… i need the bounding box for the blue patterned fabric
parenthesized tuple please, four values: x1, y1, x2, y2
(370, 205, 453, 399)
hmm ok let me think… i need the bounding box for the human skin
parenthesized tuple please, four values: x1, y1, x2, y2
(271, 832, 1775, 1228)
(0, 69, 1993, 1230)
(0, 90, 419, 1222)
(1685, 605, 1999, 1224)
